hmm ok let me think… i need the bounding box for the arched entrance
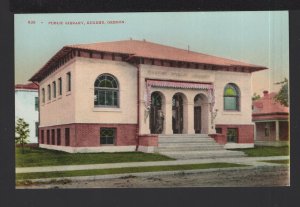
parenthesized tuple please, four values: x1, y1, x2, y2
(194, 93, 209, 134)
(172, 93, 184, 134)
(150, 92, 164, 134)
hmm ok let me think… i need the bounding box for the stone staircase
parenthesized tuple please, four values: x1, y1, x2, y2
(156, 134, 245, 160)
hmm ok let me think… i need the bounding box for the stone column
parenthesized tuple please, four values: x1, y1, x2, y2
(254, 122, 257, 140)
(139, 102, 150, 134)
(187, 102, 195, 134)
(275, 120, 280, 141)
(164, 101, 173, 134)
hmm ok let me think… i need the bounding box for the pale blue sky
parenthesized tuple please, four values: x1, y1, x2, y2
(15, 11, 289, 94)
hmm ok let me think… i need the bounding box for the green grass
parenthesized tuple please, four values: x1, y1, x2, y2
(16, 147, 174, 167)
(16, 162, 248, 180)
(259, 159, 290, 165)
(231, 146, 289, 157)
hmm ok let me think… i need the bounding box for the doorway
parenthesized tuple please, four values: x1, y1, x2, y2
(194, 106, 202, 133)
(172, 93, 184, 134)
(150, 92, 164, 134)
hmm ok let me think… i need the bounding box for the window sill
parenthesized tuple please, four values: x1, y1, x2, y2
(222, 111, 242, 115)
(66, 91, 71, 96)
(93, 107, 121, 112)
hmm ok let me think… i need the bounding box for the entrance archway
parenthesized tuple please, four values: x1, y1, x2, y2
(150, 91, 165, 134)
(172, 93, 185, 134)
(194, 94, 209, 134)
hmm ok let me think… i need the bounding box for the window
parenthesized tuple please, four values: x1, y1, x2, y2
(47, 84, 51, 101)
(94, 74, 119, 107)
(51, 129, 55, 145)
(57, 129, 61, 145)
(224, 83, 240, 111)
(35, 122, 39, 137)
(41, 130, 44, 144)
(216, 128, 222, 134)
(65, 128, 70, 146)
(58, 77, 62, 95)
(227, 128, 238, 143)
(52, 81, 56, 98)
(35, 97, 39, 111)
(42, 88, 45, 103)
(47, 130, 50, 144)
(265, 123, 270, 136)
(66, 72, 71, 92)
(100, 128, 116, 145)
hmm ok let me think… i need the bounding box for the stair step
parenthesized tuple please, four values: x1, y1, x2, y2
(159, 142, 222, 147)
(160, 150, 246, 160)
(159, 138, 214, 143)
(159, 134, 210, 138)
(157, 146, 224, 152)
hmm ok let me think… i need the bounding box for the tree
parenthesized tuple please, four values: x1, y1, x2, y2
(15, 118, 30, 154)
(274, 78, 289, 107)
(252, 93, 261, 101)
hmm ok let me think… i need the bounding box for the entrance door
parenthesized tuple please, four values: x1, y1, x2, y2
(172, 94, 183, 134)
(194, 106, 202, 133)
(150, 92, 164, 134)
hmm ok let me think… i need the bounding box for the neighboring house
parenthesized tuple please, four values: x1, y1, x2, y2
(29, 39, 267, 153)
(252, 90, 289, 146)
(15, 83, 39, 144)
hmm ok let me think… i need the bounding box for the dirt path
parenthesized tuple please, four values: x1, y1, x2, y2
(17, 165, 289, 189)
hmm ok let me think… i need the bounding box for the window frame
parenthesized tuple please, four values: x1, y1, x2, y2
(223, 83, 240, 111)
(41, 88, 45, 103)
(100, 128, 116, 145)
(52, 81, 56, 98)
(227, 128, 238, 143)
(47, 84, 51, 101)
(65, 128, 70, 146)
(58, 77, 62, 95)
(66, 72, 71, 92)
(35, 97, 39, 111)
(94, 74, 119, 108)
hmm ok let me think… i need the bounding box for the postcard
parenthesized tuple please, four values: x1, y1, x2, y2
(14, 11, 289, 188)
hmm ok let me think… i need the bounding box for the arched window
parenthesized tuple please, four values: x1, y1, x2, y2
(94, 74, 119, 107)
(224, 83, 240, 111)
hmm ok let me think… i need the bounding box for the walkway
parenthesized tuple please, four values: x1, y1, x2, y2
(16, 156, 289, 173)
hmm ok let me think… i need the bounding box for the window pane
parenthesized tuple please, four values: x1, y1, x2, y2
(106, 91, 113, 105)
(99, 91, 105, 105)
(113, 91, 118, 106)
(227, 128, 238, 142)
(35, 97, 39, 111)
(224, 86, 237, 96)
(224, 97, 237, 110)
(100, 128, 115, 145)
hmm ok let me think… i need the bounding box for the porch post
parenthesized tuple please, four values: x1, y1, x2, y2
(275, 120, 280, 141)
(187, 102, 195, 134)
(165, 101, 173, 134)
(254, 122, 257, 140)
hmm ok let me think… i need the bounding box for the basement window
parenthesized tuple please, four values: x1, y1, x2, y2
(227, 128, 238, 143)
(100, 128, 116, 145)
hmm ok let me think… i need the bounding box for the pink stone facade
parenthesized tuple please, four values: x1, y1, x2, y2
(39, 124, 137, 147)
(215, 124, 254, 144)
(138, 135, 158, 146)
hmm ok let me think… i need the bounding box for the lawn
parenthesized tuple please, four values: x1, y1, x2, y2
(260, 159, 290, 165)
(231, 146, 289, 157)
(16, 147, 174, 167)
(16, 162, 248, 181)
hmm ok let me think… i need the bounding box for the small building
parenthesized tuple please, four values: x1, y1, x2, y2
(29, 40, 267, 153)
(15, 83, 39, 144)
(252, 90, 289, 146)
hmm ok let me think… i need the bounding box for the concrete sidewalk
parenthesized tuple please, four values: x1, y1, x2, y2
(16, 156, 289, 173)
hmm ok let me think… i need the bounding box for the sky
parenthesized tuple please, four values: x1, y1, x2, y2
(15, 11, 289, 95)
